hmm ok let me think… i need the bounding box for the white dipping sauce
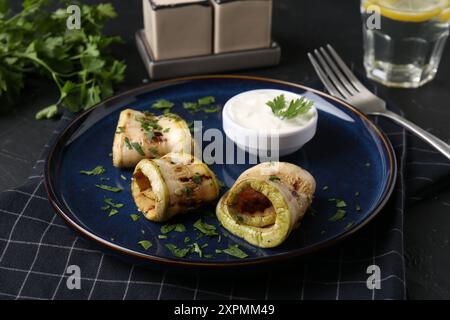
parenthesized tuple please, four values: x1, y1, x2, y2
(226, 89, 317, 134)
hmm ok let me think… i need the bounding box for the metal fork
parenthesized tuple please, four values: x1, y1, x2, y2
(308, 44, 450, 161)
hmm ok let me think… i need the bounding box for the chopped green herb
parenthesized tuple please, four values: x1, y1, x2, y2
(195, 232, 204, 240)
(131, 142, 145, 156)
(161, 224, 186, 234)
(266, 94, 314, 120)
(152, 99, 174, 113)
(104, 198, 124, 208)
(194, 219, 218, 236)
(355, 191, 360, 197)
(100, 177, 110, 181)
(165, 244, 190, 258)
(217, 235, 222, 243)
(356, 204, 362, 211)
(184, 236, 191, 244)
(203, 106, 221, 113)
(116, 127, 124, 134)
(146, 130, 154, 141)
(345, 222, 354, 230)
(192, 242, 203, 257)
(120, 174, 127, 181)
(135, 115, 163, 142)
(109, 208, 119, 216)
(175, 224, 186, 232)
(192, 175, 202, 184)
(95, 184, 122, 193)
(163, 127, 170, 133)
(269, 176, 281, 182)
(201, 243, 208, 249)
(149, 147, 159, 157)
(101, 205, 110, 211)
(322, 186, 329, 191)
(204, 254, 213, 259)
(158, 235, 168, 239)
(124, 137, 132, 150)
(80, 166, 106, 176)
(138, 240, 153, 250)
(223, 245, 248, 259)
(336, 200, 347, 208)
(108, 153, 113, 157)
(215, 249, 222, 254)
(183, 102, 199, 112)
(198, 96, 215, 106)
(183, 187, 193, 196)
(329, 209, 346, 222)
(183, 96, 217, 114)
(161, 224, 176, 234)
(130, 214, 141, 221)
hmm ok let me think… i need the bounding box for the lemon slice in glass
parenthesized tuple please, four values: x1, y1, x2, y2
(363, 0, 449, 22)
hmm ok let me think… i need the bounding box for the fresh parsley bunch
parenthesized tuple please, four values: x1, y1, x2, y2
(0, 0, 126, 119)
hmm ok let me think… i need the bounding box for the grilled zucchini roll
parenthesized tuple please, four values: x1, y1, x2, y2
(131, 153, 220, 222)
(113, 109, 193, 168)
(216, 162, 316, 248)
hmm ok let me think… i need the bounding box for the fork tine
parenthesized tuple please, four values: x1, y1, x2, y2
(326, 44, 368, 93)
(319, 47, 358, 95)
(308, 52, 344, 100)
(313, 49, 350, 99)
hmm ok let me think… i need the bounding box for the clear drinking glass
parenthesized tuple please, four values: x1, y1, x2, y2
(361, 0, 450, 88)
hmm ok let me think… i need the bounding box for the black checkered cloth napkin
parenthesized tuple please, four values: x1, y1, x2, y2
(1, 101, 449, 300)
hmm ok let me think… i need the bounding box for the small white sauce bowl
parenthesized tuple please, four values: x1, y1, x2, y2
(222, 89, 318, 157)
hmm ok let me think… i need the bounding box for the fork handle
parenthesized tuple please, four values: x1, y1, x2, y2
(375, 110, 450, 161)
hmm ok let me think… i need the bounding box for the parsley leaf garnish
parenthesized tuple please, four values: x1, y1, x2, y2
(138, 240, 153, 250)
(161, 224, 186, 234)
(191, 242, 203, 257)
(151, 99, 174, 113)
(104, 198, 124, 208)
(329, 209, 346, 222)
(192, 175, 202, 184)
(165, 244, 190, 258)
(183, 187, 193, 196)
(80, 166, 105, 176)
(131, 142, 145, 156)
(116, 127, 125, 134)
(193, 219, 218, 236)
(130, 214, 141, 221)
(223, 245, 248, 259)
(124, 137, 132, 150)
(109, 208, 119, 217)
(198, 96, 215, 106)
(95, 184, 122, 193)
(182, 96, 219, 114)
(266, 94, 313, 119)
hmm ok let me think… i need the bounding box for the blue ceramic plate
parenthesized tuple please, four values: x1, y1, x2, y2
(45, 76, 396, 267)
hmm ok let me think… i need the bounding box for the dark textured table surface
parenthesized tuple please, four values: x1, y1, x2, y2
(0, 0, 449, 299)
